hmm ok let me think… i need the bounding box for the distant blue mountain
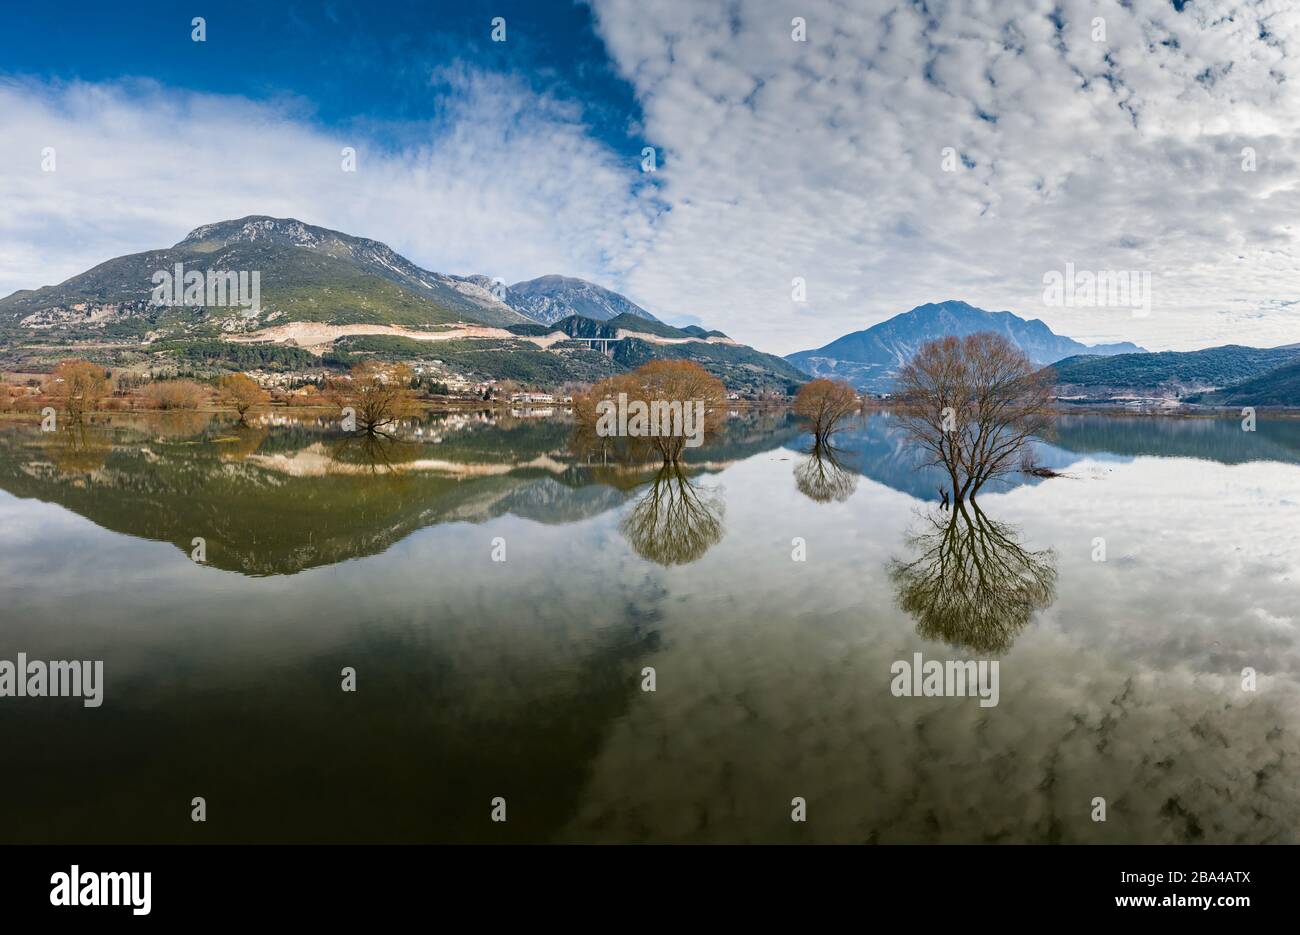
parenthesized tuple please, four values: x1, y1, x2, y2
(785, 300, 1144, 392)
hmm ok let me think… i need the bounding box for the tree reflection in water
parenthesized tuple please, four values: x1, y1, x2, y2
(889, 499, 1056, 653)
(793, 437, 858, 503)
(45, 422, 111, 476)
(330, 432, 420, 480)
(621, 463, 724, 565)
(149, 410, 212, 439)
(217, 423, 269, 462)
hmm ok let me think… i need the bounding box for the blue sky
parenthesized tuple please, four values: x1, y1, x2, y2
(1, 0, 1298, 355)
(0, 1, 646, 151)
(2, 3, 611, 124)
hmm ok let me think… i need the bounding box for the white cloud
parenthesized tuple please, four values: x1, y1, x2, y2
(589, 0, 1300, 353)
(0, 72, 648, 299)
(3, 0, 1300, 355)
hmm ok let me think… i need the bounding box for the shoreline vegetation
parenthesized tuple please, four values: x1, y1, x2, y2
(5, 338, 1300, 433)
(4, 392, 1300, 425)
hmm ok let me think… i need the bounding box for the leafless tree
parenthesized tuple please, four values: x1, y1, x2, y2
(46, 359, 109, 421)
(893, 333, 1054, 501)
(344, 361, 415, 437)
(573, 360, 726, 464)
(218, 372, 270, 423)
(142, 379, 207, 410)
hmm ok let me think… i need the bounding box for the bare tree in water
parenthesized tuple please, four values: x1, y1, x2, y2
(792, 378, 859, 442)
(334, 361, 415, 438)
(790, 378, 860, 503)
(573, 360, 726, 465)
(894, 332, 1054, 502)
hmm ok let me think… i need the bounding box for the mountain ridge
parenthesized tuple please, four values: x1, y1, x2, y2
(785, 300, 1145, 392)
(1184, 356, 1300, 407)
(502, 274, 660, 325)
(1052, 345, 1300, 402)
(0, 216, 666, 335)
(0, 216, 798, 393)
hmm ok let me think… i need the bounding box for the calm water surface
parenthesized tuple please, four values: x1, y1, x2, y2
(0, 409, 1297, 842)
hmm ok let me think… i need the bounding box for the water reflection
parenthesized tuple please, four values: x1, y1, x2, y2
(3, 409, 1300, 843)
(793, 437, 859, 503)
(215, 424, 268, 461)
(889, 500, 1057, 653)
(621, 463, 724, 565)
(0, 410, 793, 576)
(44, 423, 111, 476)
(149, 409, 212, 439)
(793, 411, 1300, 501)
(330, 432, 422, 478)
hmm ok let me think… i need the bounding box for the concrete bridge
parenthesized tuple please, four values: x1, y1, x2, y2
(569, 336, 622, 357)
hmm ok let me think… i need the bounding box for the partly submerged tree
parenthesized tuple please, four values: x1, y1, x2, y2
(893, 332, 1054, 502)
(621, 463, 724, 565)
(888, 499, 1056, 654)
(46, 359, 110, 421)
(218, 373, 270, 424)
(574, 360, 726, 464)
(342, 361, 415, 437)
(792, 378, 859, 442)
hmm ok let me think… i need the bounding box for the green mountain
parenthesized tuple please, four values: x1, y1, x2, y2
(1184, 357, 1300, 407)
(532, 313, 804, 390)
(549, 313, 687, 339)
(0, 216, 531, 344)
(1049, 345, 1300, 398)
(0, 217, 801, 393)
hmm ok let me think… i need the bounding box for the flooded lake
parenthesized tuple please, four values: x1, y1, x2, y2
(1, 409, 1297, 842)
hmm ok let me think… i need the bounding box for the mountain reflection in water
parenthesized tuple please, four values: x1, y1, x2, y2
(0, 409, 793, 576)
(1, 409, 1299, 843)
